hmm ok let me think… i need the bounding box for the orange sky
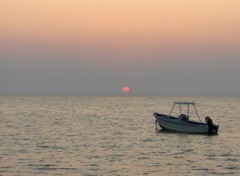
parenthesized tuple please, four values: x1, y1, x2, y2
(1, 0, 240, 49)
(0, 0, 240, 95)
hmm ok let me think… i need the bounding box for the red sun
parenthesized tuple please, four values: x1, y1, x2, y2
(122, 86, 130, 93)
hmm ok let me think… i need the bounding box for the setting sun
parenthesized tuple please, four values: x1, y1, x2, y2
(122, 86, 130, 93)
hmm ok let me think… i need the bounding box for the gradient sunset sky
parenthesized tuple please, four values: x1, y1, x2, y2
(1, 0, 240, 95)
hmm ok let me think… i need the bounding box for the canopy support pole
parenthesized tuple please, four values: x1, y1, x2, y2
(193, 104, 201, 122)
(169, 104, 175, 116)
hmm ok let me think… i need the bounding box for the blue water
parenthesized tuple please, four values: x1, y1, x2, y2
(0, 96, 239, 175)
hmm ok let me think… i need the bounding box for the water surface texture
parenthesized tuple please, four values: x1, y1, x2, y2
(0, 96, 239, 175)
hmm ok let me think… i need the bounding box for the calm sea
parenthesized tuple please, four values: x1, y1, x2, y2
(0, 96, 239, 176)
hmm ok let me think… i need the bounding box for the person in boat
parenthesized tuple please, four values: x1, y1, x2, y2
(205, 116, 218, 135)
(178, 114, 189, 121)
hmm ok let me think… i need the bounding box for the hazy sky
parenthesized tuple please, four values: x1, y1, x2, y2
(1, 0, 240, 96)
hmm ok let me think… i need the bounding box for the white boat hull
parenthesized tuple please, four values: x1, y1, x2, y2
(154, 113, 209, 134)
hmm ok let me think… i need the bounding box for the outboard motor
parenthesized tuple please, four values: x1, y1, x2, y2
(205, 116, 219, 135)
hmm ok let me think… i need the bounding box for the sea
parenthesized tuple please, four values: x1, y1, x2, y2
(0, 96, 239, 176)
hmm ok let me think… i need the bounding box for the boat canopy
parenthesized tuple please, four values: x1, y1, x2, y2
(173, 101, 196, 105)
(169, 101, 201, 122)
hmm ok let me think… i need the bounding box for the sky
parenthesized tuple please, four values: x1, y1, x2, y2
(0, 0, 240, 96)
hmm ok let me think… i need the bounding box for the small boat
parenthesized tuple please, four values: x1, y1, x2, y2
(153, 101, 219, 135)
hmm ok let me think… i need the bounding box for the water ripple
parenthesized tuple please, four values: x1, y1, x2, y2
(0, 96, 240, 175)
